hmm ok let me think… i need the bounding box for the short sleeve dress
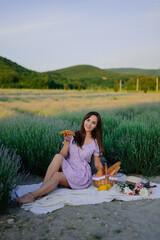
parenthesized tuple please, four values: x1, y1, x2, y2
(62, 137, 100, 189)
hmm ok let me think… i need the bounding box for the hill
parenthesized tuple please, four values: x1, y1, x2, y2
(0, 57, 130, 89)
(105, 68, 160, 77)
(0, 56, 35, 75)
(46, 64, 135, 89)
(0, 56, 159, 91)
(47, 64, 122, 79)
(0, 56, 64, 89)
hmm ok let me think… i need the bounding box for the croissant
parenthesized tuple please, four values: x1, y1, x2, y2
(60, 130, 75, 136)
(107, 162, 121, 174)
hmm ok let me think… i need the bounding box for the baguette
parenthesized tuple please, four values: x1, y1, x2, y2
(107, 162, 121, 174)
(60, 130, 75, 136)
(109, 166, 120, 175)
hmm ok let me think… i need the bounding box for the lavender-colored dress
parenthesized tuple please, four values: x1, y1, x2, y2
(62, 137, 100, 189)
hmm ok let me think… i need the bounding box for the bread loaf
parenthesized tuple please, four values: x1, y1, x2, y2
(109, 166, 120, 175)
(107, 162, 121, 174)
(96, 169, 103, 176)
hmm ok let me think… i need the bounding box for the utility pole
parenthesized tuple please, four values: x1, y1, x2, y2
(119, 80, 122, 92)
(156, 77, 159, 92)
(136, 78, 139, 92)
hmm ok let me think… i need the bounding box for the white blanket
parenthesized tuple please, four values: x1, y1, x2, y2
(12, 175, 160, 214)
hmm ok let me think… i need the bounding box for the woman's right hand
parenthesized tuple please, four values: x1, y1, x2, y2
(64, 134, 72, 143)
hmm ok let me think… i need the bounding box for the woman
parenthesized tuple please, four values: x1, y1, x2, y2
(15, 111, 103, 204)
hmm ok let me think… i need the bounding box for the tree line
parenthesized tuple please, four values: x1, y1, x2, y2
(0, 70, 159, 92)
(0, 56, 159, 91)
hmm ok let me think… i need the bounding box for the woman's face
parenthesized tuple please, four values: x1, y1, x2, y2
(84, 115, 98, 133)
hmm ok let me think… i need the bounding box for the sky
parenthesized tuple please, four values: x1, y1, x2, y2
(0, 0, 160, 72)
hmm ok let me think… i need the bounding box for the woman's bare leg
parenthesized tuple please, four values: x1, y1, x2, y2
(43, 154, 63, 185)
(15, 172, 70, 204)
(35, 172, 70, 196)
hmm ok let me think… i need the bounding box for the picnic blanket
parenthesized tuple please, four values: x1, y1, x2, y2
(12, 174, 160, 214)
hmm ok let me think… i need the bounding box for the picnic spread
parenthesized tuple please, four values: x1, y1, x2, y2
(93, 162, 156, 196)
(12, 162, 160, 214)
(12, 163, 160, 214)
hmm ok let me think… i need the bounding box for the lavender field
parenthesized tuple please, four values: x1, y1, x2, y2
(0, 89, 160, 212)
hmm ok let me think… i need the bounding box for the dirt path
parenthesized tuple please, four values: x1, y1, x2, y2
(0, 175, 160, 240)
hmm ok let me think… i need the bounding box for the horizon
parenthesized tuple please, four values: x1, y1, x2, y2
(0, 0, 160, 72)
(1, 55, 160, 73)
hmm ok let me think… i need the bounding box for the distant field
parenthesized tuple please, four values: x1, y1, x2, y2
(0, 89, 160, 118)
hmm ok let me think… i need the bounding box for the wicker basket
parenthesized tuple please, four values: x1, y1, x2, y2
(93, 174, 117, 187)
(108, 174, 117, 186)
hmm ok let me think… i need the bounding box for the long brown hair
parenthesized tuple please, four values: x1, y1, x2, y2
(74, 111, 103, 155)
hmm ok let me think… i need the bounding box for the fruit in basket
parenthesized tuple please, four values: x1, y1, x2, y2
(98, 185, 108, 191)
(106, 183, 111, 189)
(98, 183, 111, 191)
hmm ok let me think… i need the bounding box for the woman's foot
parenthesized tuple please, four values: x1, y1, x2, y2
(14, 192, 37, 204)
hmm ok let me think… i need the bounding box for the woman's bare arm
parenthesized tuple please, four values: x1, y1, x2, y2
(93, 155, 103, 170)
(60, 134, 72, 158)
